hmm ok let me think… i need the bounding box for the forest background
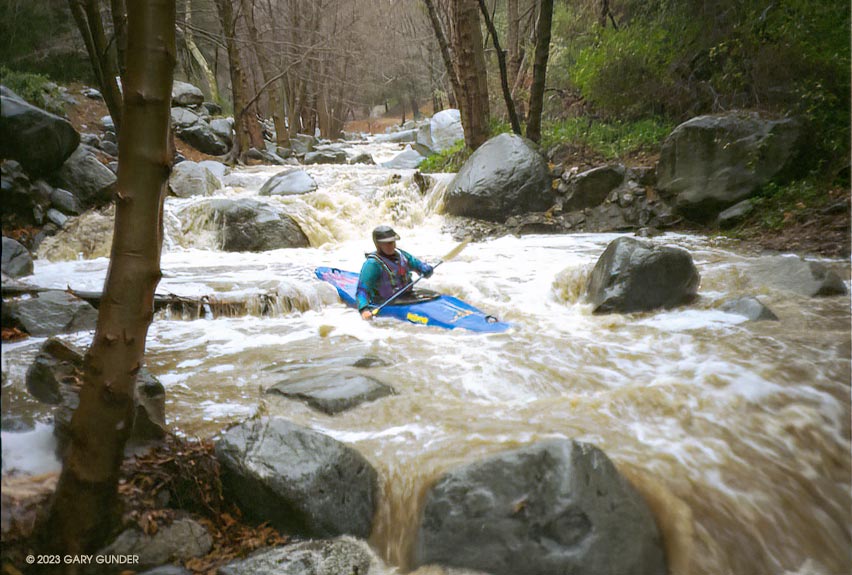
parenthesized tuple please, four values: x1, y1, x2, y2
(1, 0, 849, 248)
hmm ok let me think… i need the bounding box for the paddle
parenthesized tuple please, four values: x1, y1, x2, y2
(370, 238, 470, 317)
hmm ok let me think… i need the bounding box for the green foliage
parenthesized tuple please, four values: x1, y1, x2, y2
(0, 67, 66, 115)
(418, 140, 471, 174)
(541, 117, 674, 159)
(747, 180, 830, 230)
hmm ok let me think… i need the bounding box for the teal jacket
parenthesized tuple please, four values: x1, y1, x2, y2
(356, 249, 430, 311)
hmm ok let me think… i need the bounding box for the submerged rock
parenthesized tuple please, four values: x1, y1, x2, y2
(267, 373, 394, 414)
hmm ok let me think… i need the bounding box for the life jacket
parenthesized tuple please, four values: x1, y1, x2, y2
(367, 250, 412, 301)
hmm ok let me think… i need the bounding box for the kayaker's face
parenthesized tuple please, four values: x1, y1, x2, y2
(377, 240, 396, 257)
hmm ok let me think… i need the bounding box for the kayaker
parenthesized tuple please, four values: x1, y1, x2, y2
(357, 225, 433, 320)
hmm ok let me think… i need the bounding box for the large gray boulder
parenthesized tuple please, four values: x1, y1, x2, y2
(1, 237, 33, 278)
(0, 93, 80, 174)
(214, 418, 379, 538)
(561, 165, 626, 211)
(267, 373, 394, 415)
(428, 108, 464, 152)
(445, 133, 552, 222)
(381, 145, 425, 169)
(178, 123, 230, 156)
(170, 107, 201, 130)
(167, 160, 221, 198)
(375, 129, 418, 144)
(209, 117, 234, 147)
(259, 169, 318, 196)
(218, 538, 375, 575)
(413, 439, 667, 575)
(657, 112, 801, 221)
(720, 296, 779, 321)
(171, 80, 205, 107)
(748, 256, 847, 297)
(2, 291, 98, 336)
(585, 237, 700, 313)
(52, 145, 117, 209)
(207, 198, 310, 251)
(304, 149, 348, 165)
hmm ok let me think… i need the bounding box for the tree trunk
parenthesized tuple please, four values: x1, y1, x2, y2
(109, 0, 127, 76)
(44, 0, 175, 565)
(68, 0, 123, 133)
(422, 0, 463, 111)
(507, 0, 521, 88)
(185, 0, 220, 103)
(526, 0, 553, 144)
(477, 0, 521, 135)
(451, 0, 490, 149)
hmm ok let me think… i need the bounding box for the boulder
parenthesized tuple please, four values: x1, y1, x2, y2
(197, 160, 228, 183)
(209, 117, 234, 146)
(381, 145, 426, 169)
(49, 186, 83, 215)
(171, 80, 205, 107)
(2, 291, 98, 336)
(561, 165, 626, 211)
(167, 160, 222, 198)
(100, 518, 212, 569)
(214, 418, 379, 538)
(0, 93, 80, 174)
(52, 145, 117, 209)
(218, 538, 375, 575)
(585, 236, 700, 313)
(348, 152, 375, 165)
(208, 198, 310, 251)
(429, 108, 464, 152)
(413, 439, 667, 575)
(259, 169, 318, 196)
(749, 256, 848, 297)
(375, 129, 418, 144)
(290, 134, 317, 156)
(720, 296, 779, 321)
(170, 107, 201, 130)
(1, 237, 33, 278)
(445, 133, 552, 222)
(203, 101, 222, 115)
(657, 112, 801, 221)
(716, 199, 755, 229)
(304, 149, 348, 165)
(267, 373, 395, 415)
(178, 123, 230, 156)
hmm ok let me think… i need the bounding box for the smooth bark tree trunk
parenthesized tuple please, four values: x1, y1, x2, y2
(451, 0, 490, 149)
(477, 0, 521, 135)
(109, 0, 127, 76)
(44, 0, 175, 567)
(526, 0, 553, 144)
(185, 0, 220, 102)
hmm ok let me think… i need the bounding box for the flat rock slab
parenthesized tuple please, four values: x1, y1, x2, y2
(267, 373, 394, 414)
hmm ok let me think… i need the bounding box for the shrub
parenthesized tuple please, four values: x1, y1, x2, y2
(1, 67, 66, 115)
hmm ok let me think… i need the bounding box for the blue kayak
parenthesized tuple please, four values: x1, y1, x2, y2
(315, 267, 512, 333)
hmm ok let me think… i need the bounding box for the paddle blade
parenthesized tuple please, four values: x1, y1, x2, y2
(442, 238, 470, 262)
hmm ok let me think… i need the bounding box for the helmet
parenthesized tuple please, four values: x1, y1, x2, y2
(372, 225, 400, 243)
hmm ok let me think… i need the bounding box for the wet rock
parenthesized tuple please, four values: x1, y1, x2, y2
(562, 165, 626, 211)
(207, 198, 310, 251)
(52, 145, 117, 209)
(267, 373, 394, 415)
(445, 133, 552, 222)
(304, 149, 348, 165)
(375, 129, 418, 144)
(381, 145, 425, 169)
(413, 439, 667, 575)
(259, 168, 318, 196)
(215, 418, 378, 538)
(197, 160, 228, 183)
(750, 256, 848, 297)
(657, 112, 801, 222)
(720, 296, 779, 321)
(717, 199, 755, 228)
(178, 123, 230, 156)
(585, 236, 700, 313)
(100, 518, 212, 569)
(218, 537, 375, 575)
(3, 291, 97, 336)
(0, 92, 80, 174)
(428, 108, 464, 152)
(168, 160, 222, 198)
(348, 151, 375, 165)
(1, 237, 34, 278)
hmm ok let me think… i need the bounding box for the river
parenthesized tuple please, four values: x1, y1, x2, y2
(2, 140, 850, 575)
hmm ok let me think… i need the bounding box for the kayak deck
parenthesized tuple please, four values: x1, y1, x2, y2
(315, 267, 512, 333)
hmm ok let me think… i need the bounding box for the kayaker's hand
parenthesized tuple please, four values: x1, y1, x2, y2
(421, 263, 434, 278)
(361, 309, 374, 321)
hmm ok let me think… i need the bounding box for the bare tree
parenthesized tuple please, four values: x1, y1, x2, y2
(451, 0, 490, 148)
(477, 0, 521, 135)
(526, 0, 553, 143)
(67, 0, 123, 132)
(45, 0, 176, 564)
